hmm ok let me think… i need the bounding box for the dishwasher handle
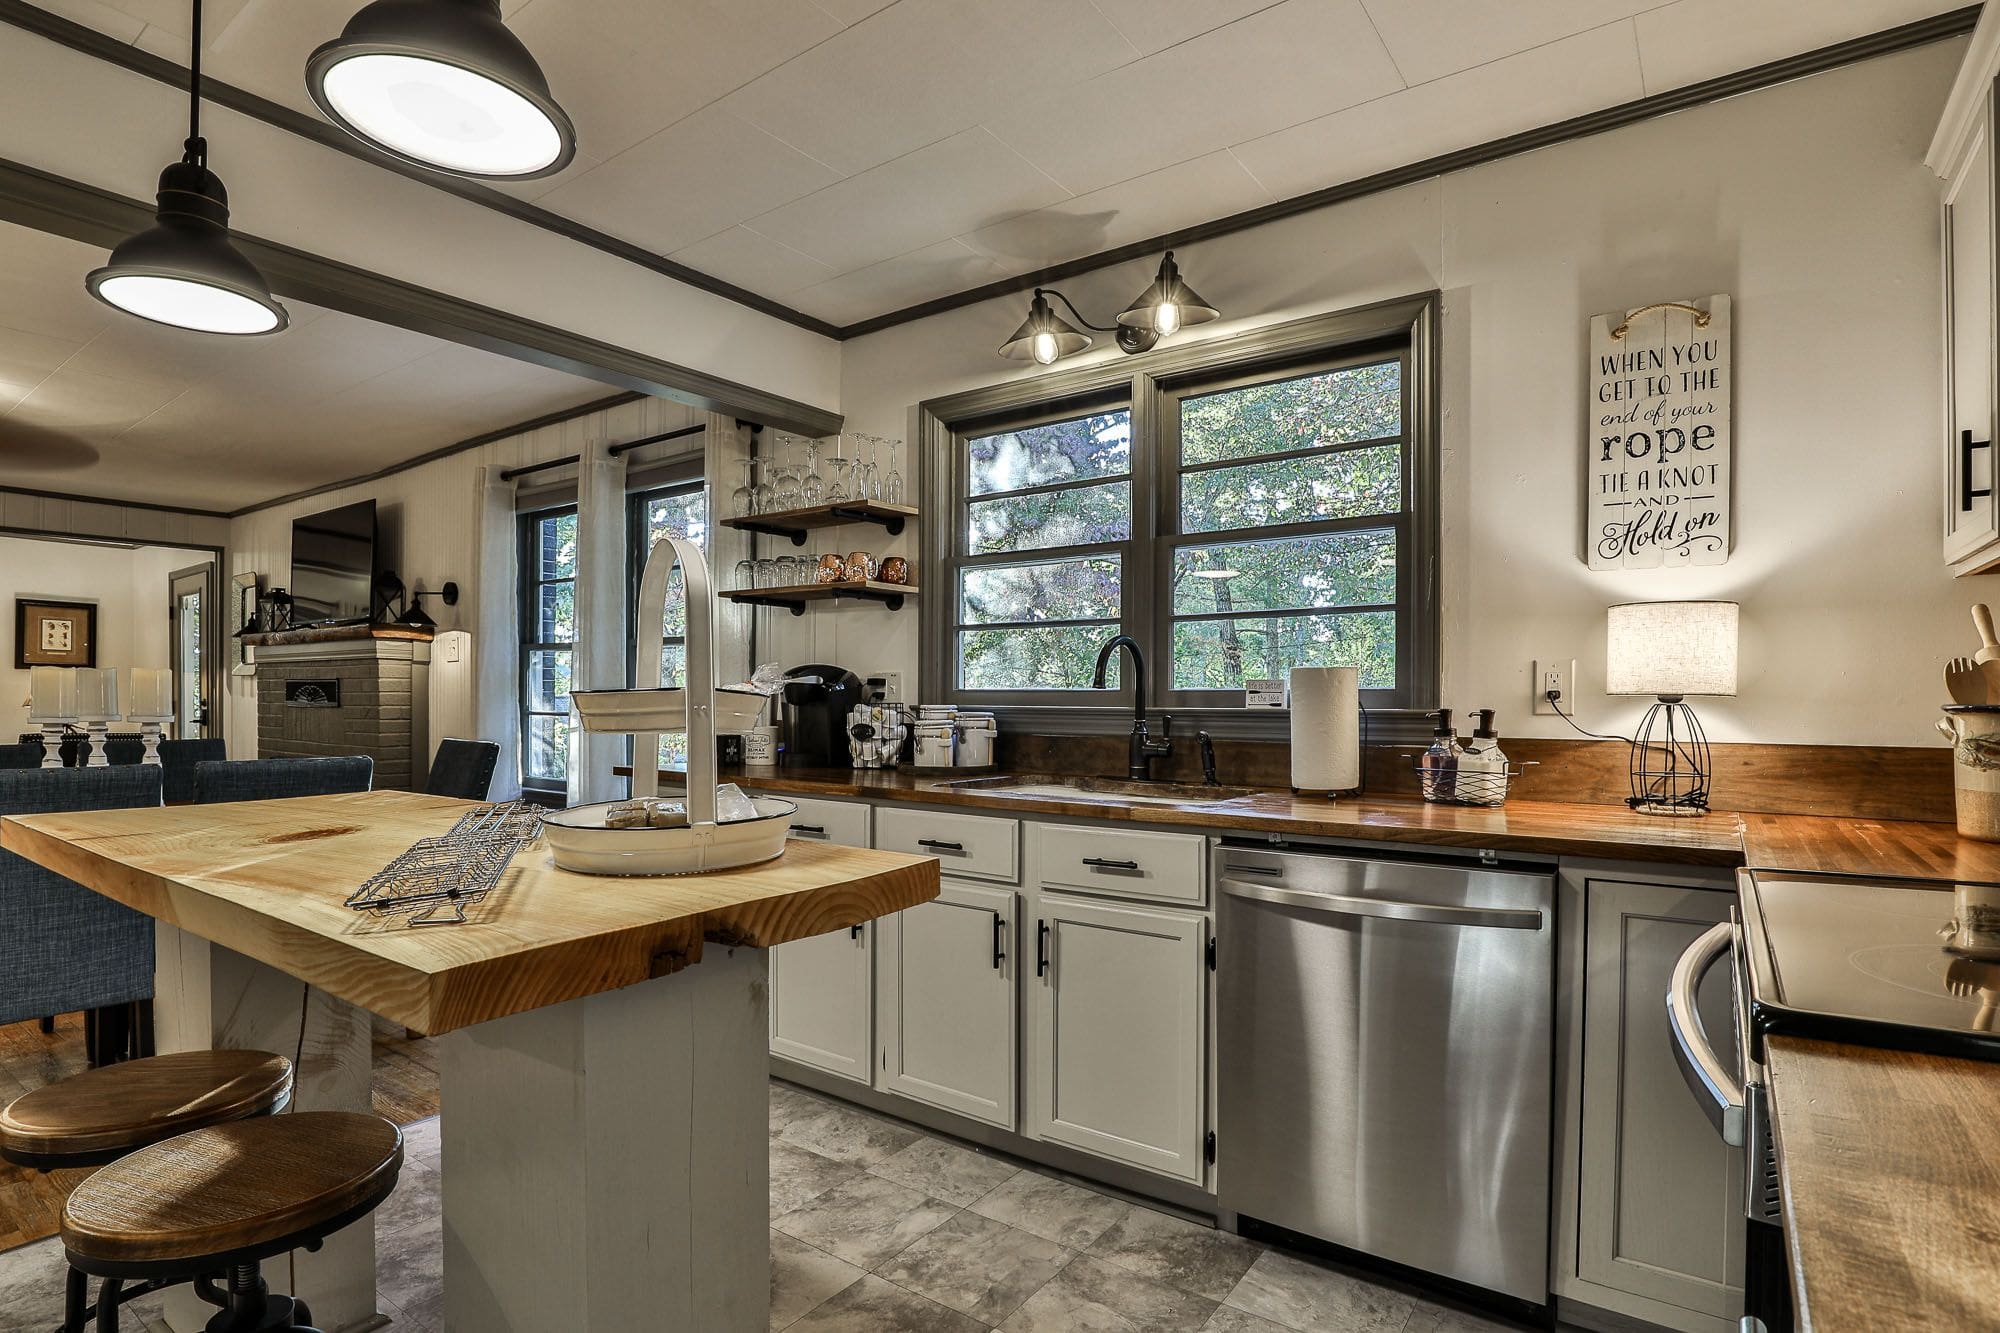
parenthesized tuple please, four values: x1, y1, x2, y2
(1218, 878, 1544, 930)
(1667, 921, 1745, 1148)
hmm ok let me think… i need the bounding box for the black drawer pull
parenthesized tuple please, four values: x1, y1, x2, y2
(793, 824, 826, 836)
(992, 912, 1006, 970)
(1081, 857, 1140, 872)
(1036, 919, 1050, 977)
(917, 838, 965, 853)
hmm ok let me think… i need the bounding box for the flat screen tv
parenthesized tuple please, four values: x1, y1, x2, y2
(290, 500, 377, 626)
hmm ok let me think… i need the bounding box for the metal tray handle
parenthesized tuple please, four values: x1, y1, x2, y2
(1668, 921, 1745, 1147)
(1218, 878, 1544, 930)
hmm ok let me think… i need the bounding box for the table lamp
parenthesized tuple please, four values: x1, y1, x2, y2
(1606, 600, 1738, 816)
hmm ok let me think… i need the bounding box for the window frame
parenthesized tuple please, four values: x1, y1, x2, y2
(518, 502, 578, 797)
(920, 293, 1440, 739)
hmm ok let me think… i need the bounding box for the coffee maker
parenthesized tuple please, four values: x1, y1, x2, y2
(781, 665, 863, 767)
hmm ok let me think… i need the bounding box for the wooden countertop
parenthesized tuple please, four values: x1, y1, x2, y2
(637, 765, 1752, 865)
(0, 790, 938, 1036)
(1738, 811, 2000, 881)
(1764, 1037, 2000, 1331)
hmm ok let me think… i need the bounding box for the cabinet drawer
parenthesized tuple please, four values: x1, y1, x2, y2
(876, 806, 1019, 882)
(1032, 823, 1207, 904)
(779, 795, 871, 848)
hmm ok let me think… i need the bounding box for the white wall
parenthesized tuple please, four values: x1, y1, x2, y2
(223, 396, 706, 761)
(826, 38, 1967, 748)
(0, 536, 205, 728)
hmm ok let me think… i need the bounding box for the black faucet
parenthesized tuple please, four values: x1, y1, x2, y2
(1198, 731, 1219, 786)
(1092, 634, 1173, 780)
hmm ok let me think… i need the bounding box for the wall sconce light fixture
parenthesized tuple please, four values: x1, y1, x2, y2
(998, 251, 1219, 366)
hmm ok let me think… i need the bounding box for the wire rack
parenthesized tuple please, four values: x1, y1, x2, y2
(345, 800, 546, 926)
(1411, 756, 1537, 807)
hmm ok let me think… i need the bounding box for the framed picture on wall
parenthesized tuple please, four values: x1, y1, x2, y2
(14, 598, 97, 669)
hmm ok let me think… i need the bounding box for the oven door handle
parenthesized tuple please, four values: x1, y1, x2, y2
(1668, 921, 1745, 1148)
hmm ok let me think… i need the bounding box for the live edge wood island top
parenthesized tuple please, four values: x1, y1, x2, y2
(0, 790, 940, 1037)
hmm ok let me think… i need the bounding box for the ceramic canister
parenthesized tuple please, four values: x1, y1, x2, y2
(1943, 705, 2000, 841)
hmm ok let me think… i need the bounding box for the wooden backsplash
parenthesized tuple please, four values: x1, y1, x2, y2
(995, 733, 1954, 824)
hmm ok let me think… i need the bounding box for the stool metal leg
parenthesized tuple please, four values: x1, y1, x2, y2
(93, 1278, 121, 1333)
(62, 1265, 86, 1333)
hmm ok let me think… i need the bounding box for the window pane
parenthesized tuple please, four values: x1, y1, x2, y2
(968, 481, 1130, 555)
(526, 648, 571, 712)
(659, 640, 687, 686)
(525, 713, 571, 782)
(1172, 610, 1395, 691)
(646, 488, 707, 549)
(535, 581, 575, 643)
(1181, 443, 1400, 533)
(657, 732, 688, 771)
(536, 512, 577, 579)
(1172, 530, 1394, 616)
(1181, 362, 1401, 466)
(959, 625, 1120, 690)
(969, 409, 1129, 495)
(961, 556, 1120, 626)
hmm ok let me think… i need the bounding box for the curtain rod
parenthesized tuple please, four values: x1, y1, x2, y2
(500, 423, 708, 479)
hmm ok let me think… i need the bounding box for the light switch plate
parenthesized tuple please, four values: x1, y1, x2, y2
(1532, 659, 1574, 715)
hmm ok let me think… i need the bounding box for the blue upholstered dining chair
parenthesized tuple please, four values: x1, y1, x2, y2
(193, 755, 374, 804)
(158, 738, 226, 804)
(0, 743, 43, 769)
(0, 766, 163, 1031)
(425, 739, 500, 801)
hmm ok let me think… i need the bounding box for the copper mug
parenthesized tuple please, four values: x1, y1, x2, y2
(844, 552, 876, 583)
(878, 556, 910, 585)
(815, 554, 847, 584)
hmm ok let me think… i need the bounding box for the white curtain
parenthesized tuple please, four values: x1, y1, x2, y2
(568, 441, 629, 805)
(473, 464, 522, 800)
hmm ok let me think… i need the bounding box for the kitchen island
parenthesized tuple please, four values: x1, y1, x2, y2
(0, 789, 939, 1333)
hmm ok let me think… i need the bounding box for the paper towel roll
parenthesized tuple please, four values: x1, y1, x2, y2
(1290, 667, 1360, 794)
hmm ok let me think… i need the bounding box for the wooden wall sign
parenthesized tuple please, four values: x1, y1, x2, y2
(1586, 295, 1732, 569)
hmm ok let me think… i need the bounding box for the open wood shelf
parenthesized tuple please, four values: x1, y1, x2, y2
(720, 581, 918, 616)
(718, 501, 917, 546)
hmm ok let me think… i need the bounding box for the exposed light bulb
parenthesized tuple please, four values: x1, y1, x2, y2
(1154, 300, 1181, 337)
(1031, 330, 1060, 365)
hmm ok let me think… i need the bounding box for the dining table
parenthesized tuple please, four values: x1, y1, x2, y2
(1, 788, 940, 1333)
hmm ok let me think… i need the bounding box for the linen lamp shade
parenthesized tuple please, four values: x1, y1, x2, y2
(1606, 601, 1738, 698)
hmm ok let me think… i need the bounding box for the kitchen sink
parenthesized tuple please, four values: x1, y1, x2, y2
(936, 775, 1266, 807)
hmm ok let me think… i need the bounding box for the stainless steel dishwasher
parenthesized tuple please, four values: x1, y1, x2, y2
(1216, 842, 1555, 1307)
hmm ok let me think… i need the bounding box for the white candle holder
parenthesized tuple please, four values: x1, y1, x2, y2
(128, 715, 173, 766)
(37, 720, 71, 769)
(78, 719, 113, 768)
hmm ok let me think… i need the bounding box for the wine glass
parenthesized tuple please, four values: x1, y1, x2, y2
(771, 435, 803, 512)
(752, 456, 775, 516)
(883, 437, 905, 506)
(824, 441, 849, 504)
(801, 437, 824, 507)
(859, 434, 881, 503)
(731, 459, 755, 518)
(849, 450, 868, 505)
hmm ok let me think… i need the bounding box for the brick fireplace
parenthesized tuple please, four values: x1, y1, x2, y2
(248, 625, 433, 791)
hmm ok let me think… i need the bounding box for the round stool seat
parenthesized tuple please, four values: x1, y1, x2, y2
(61, 1112, 402, 1277)
(0, 1049, 293, 1169)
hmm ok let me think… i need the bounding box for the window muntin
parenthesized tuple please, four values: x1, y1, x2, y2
(519, 506, 576, 791)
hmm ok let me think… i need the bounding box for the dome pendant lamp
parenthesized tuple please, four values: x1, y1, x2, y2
(307, 0, 576, 179)
(1117, 251, 1219, 339)
(84, 0, 288, 336)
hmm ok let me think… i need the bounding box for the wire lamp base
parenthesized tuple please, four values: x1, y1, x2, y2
(1628, 697, 1710, 817)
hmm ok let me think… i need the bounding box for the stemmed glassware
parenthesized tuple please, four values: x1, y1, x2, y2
(801, 437, 824, 507)
(859, 434, 882, 503)
(849, 449, 869, 505)
(824, 439, 849, 504)
(883, 437, 905, 506)
(771, 435, 803, 512)
(731, 459, 756, 518)
(752, 455, 775, 516)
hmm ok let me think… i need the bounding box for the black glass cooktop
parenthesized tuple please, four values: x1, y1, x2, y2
(1741, 870, 2000, 1062)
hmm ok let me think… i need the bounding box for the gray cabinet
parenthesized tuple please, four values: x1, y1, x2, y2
(1562, 871, 1743, 1331)
(1025, 891, 1207, 1183)
(767, 796, 874, 1084)
(875, 878, 1017, 1128)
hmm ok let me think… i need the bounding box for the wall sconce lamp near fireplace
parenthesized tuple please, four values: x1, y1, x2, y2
(998, 252, 1219, 365)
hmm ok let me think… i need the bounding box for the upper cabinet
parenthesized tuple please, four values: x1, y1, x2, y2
(1932, 23, 2000, 574)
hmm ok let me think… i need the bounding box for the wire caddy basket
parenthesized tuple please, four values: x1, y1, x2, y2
(345, 800, 546, 926)
(1411, 755, 1537, 807)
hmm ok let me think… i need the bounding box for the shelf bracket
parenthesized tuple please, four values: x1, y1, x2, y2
(826, 506, 906, 536)
(730, 519, 809, 547)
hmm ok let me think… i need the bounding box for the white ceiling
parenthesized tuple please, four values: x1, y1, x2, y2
(22, 0, 1973, 328)
(0, 221, 610, 512)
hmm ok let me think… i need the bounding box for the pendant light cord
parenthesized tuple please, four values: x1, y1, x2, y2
(183, 0, 205, 166)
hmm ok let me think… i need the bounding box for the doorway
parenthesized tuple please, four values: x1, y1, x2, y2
(169, 563, 215, 739)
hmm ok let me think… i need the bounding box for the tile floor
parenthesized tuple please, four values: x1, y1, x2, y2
(0, 1082, 1537, 1333)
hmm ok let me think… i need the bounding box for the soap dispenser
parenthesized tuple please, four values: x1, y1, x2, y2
(1459, 709, 1508, 806)
(1418, 709, 1461, 802)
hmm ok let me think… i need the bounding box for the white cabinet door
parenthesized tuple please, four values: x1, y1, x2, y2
(1944, 92, 2000, 570)
(1026, 892, 1206, 1183)
(1578, 878, 1743, 1320)
(768, 802, 873, 1083)
(876, 879, 1017, 1128)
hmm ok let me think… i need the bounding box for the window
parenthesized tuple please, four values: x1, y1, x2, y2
(628, 478, 709, 769)
(924, 296, 1437, 722)
(519, 505, 576, 792)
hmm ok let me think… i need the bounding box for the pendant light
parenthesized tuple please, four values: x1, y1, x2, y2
(84, 0, 288, 336)
(998, 290, 1093, 365)
(307, 0, 576, 179)
(1117, 251, 1218, 338)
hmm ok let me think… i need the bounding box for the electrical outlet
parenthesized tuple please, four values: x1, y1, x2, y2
(1532, 659, 1575, 716)
(875, 671, 903, 703)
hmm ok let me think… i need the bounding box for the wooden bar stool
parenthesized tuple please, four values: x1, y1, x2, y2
(60, 1112, 403, 1332)
(0, 1050, 294, 1332)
